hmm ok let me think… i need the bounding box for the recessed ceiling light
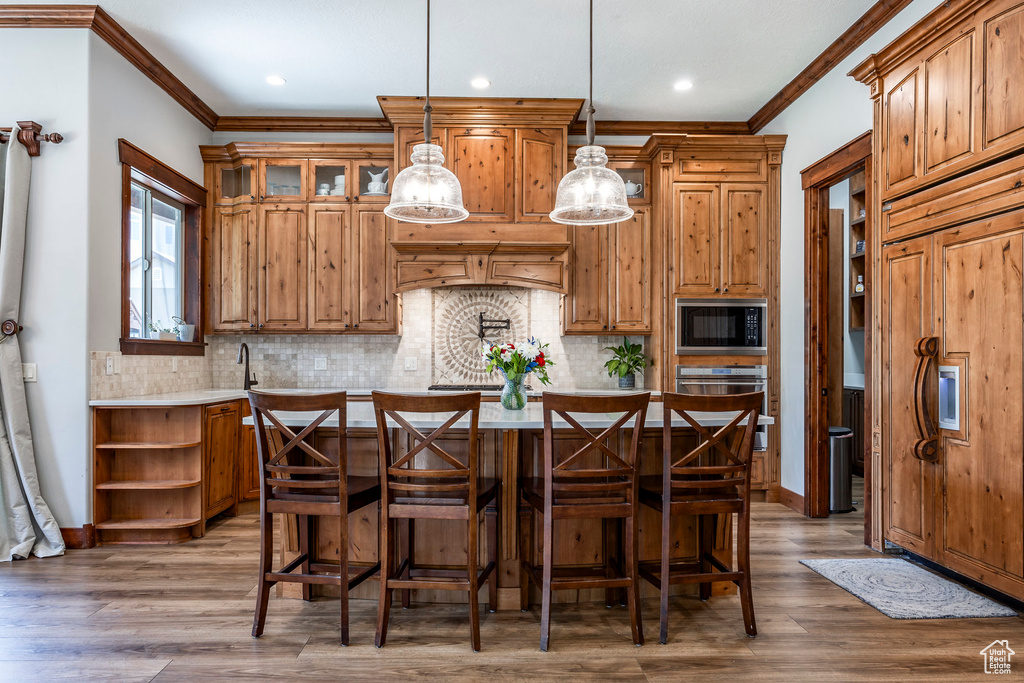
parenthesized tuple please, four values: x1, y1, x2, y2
(470, 77, 491, 89)
(266, 75, 286, 86)
(674, 79, 694, 91)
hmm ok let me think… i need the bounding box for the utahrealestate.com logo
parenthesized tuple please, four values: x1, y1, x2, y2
(981, 640, 1015, 674)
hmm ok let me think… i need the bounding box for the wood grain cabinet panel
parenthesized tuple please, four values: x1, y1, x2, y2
(210, 205, 257, 332)
(720, 184, 767, 296)
(983, 4, 1024, 148)
(307, 204, 349, 331)
(882, 235, 935, 558)
(924, 32, 974, 172)
(885, 70, 920, 194)
(564, 224, 609, 333)
(349, 207, 396, 332)
(673, 184, 720, 295)
(204, 402, 238, 519)
(238, 401, 260, 503)
(448, 127, 514, 221)
(609, 210, 650, 332)
(258, 204, 307, 331)
(515, 128, 563, 221)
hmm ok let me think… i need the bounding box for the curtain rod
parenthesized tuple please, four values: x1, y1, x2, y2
(0, 121, 63, 157)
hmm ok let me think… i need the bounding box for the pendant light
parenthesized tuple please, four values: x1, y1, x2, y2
(384, 0, 469, 224)
(549, 0, 633, 226)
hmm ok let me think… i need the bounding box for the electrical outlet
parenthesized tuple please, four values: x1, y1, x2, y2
(113, 355, 121, 374)
(171, 357, 178, 372)
(404, 357, 418, 372)
(21, 363, 36, 383)
(105, 356, 114, 375)
(314, 356, 327, 371)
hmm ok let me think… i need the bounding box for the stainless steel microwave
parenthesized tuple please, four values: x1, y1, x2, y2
(675, 298, 767, 355)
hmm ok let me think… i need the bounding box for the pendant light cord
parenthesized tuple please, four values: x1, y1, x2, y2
(586, 0, 596, 145)
(424, 0, 433, 142)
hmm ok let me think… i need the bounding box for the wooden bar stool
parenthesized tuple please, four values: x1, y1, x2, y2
(639, 391, 762, 644)
(247, 391, 381, 645)
(372, 391, 499, 652)
(520, 392, 650, 651)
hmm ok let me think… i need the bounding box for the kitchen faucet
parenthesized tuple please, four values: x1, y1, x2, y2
(236, 342, 258, 391)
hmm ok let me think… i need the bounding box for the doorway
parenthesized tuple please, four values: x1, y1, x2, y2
(801, 131, 873, 546)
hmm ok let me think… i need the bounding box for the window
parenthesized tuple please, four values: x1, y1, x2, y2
(119, 139, 206, 355)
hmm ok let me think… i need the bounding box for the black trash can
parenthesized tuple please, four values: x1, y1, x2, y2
(828, 426, 855, 513)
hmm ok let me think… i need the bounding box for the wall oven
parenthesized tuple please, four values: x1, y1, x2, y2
(676, 298, 767, 355)
(675, 365, 768, 451)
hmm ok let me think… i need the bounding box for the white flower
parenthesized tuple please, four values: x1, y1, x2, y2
(500, 348, 513, 362)
(521, 344, 540, 361)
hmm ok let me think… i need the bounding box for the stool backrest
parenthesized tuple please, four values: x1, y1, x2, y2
(661, 392, 763, 497)
(247, 391, 347, 505)
(541, 392, 651, 500)
(372, 392, 481, 503)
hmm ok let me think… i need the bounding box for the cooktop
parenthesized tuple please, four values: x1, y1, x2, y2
(428, 384, 533, 392)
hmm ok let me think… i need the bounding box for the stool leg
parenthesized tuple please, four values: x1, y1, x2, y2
(602, 518, 616, 607)
(519, 505, 531, 612)
(401, 519, 413, 609)
(468, 505, 481, 652)
(252, 507, 273, 638)
(699, 514, 713, 601)
(625, 508, 644, 646)
(339, 509, 350, 647)
(298, 514, 312, 602)
(486, 499, 498, 613)
(737, 505, 757, 637)
(375, 517, 394, 648)
(539, 509, 553, 652)
(659, 502, 671, 645)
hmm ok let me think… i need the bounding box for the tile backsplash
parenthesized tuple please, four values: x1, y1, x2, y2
(92, 287, 644, 398)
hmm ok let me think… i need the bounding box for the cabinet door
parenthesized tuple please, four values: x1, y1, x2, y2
(883, 65, 921, 196)
(214, 161, 255, 206)
(882, 235, 936, 558)
(258, 204, 307, 331)
(352, 159, 393, 204)
(396, 126, 446, 171)
(923, 32, 974, 174)
(308, 204, 350, 331)
(983, 4, 1024, 150)
(238, 401, 260, 502)
(349, 207, 396, 332)
(563, 224, 609, 333)
(609, 210, 650, 333)
(259, 159, 307, 202)
(672, 184, 720, 295)
(210, 205, 257, 332)
(448, 127, 514, 221)
(936, 226, 1024, 584)
(515, 128, 564, 221)
(204, 402, 238, 518)
(720, 184, 768, 296)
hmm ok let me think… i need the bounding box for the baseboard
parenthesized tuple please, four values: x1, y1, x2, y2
(60, 524, 96, 549)
(779, 487, 805, 515)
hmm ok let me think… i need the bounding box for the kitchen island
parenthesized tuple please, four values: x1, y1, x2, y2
(245, 398, 772, 609)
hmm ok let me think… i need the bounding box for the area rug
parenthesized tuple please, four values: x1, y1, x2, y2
(799, 558, 1018, 619)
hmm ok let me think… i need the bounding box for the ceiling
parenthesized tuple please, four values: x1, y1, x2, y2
(20, 0, 877, 120)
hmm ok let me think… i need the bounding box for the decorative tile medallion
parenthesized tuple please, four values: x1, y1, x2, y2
(431, 287, 530, 385)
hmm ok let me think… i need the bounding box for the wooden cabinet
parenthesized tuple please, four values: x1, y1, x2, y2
(259, 159, 306, 202)
(238, 401, 260, 502)
(853, 0, 1024, 201)
(842, 388, 865, 477)
(203, 402, 238, 519)
(882, 210, 1024, 598)
(209, 205, 257, 331)
(448, 127, 514, 221)
(307, 204, 349, 331)
(258, 204, 307, 331)
(672, 183, 767, 296)
(564, 210, 650, 335)
(515, 128, 563, 221)
(349, 207, 396, 331)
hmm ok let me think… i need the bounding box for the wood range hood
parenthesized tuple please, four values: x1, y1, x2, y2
(380, 96, 583, 294)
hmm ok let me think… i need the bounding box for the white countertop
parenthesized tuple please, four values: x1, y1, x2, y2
(88, 387, 662, 407)
(241, 401, 773, 430)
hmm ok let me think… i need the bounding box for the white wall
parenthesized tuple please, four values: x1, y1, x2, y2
(0, 28, 212, 528)
(760, 0, 945, 494)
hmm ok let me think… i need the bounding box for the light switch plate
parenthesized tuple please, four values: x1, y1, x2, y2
(105, 356, 114, 375)
(404, 357, 417, 372)
(314, 357, 327, 371)
(22, 363, 37, 382)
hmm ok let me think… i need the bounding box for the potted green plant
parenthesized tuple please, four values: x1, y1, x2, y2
(604, 337, 647, 389)
(148, 320, 177, 341)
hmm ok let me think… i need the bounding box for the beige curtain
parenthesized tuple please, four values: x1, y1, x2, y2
(0, 126, 64, 560)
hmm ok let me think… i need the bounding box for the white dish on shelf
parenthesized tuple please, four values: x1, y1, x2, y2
(361, 192, 388, 196)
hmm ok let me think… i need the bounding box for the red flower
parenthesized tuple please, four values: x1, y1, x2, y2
(508, 343, 515, 349)
(536, 353, 545, 367)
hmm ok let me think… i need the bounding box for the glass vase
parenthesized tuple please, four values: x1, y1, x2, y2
(501, 372, 527, 411)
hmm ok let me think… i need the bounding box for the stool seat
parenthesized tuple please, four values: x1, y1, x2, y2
(391, 477, 499, 511)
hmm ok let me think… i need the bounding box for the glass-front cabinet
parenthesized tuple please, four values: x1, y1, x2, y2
(215, 161, 255, 206)
(353, 159, 392, 203)
(259, 159, 306, 202)
(610, 163, 649, 204)
(308, 160, 352, 201)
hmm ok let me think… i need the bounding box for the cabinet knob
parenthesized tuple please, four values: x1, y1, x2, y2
(249, 323, 255, 329)
(612, 325, 616, 329)
(354, 324, 359, 329)
(602, 325, 607, 329)
(724, 287, 729, 292)
(258, 323, 264, 329)
(354, 196, 360, 202)
(259, 195, 264, 202)
(345, 196, 351, 201)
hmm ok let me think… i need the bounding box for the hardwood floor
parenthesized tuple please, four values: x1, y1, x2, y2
(0, 481, 1020, 681)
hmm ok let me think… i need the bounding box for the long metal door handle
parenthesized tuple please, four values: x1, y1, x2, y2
(912, 336, 940, 463)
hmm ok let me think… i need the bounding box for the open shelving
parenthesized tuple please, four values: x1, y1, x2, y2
(848, 170, 867, 331)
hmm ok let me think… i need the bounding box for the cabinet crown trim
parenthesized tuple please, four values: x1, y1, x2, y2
(378, 96, 584, 126)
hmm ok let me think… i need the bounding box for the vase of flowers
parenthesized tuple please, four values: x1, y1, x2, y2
(481, 338, 554, 410)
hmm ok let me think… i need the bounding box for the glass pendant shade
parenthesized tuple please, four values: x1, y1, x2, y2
(384, 143, 469, 224)
(549, 145, 634, 225)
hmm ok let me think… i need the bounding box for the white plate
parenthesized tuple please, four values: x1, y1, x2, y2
(361, 192, 389, 196)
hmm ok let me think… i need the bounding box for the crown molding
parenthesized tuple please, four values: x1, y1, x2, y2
(214, 116, 392, 133)
(0, 5, 218, 129)
(377, 96, 585, 126)
(200, 141, 393, 163)
(569, 119, 750, 136)
(747, 0, 915, 133)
